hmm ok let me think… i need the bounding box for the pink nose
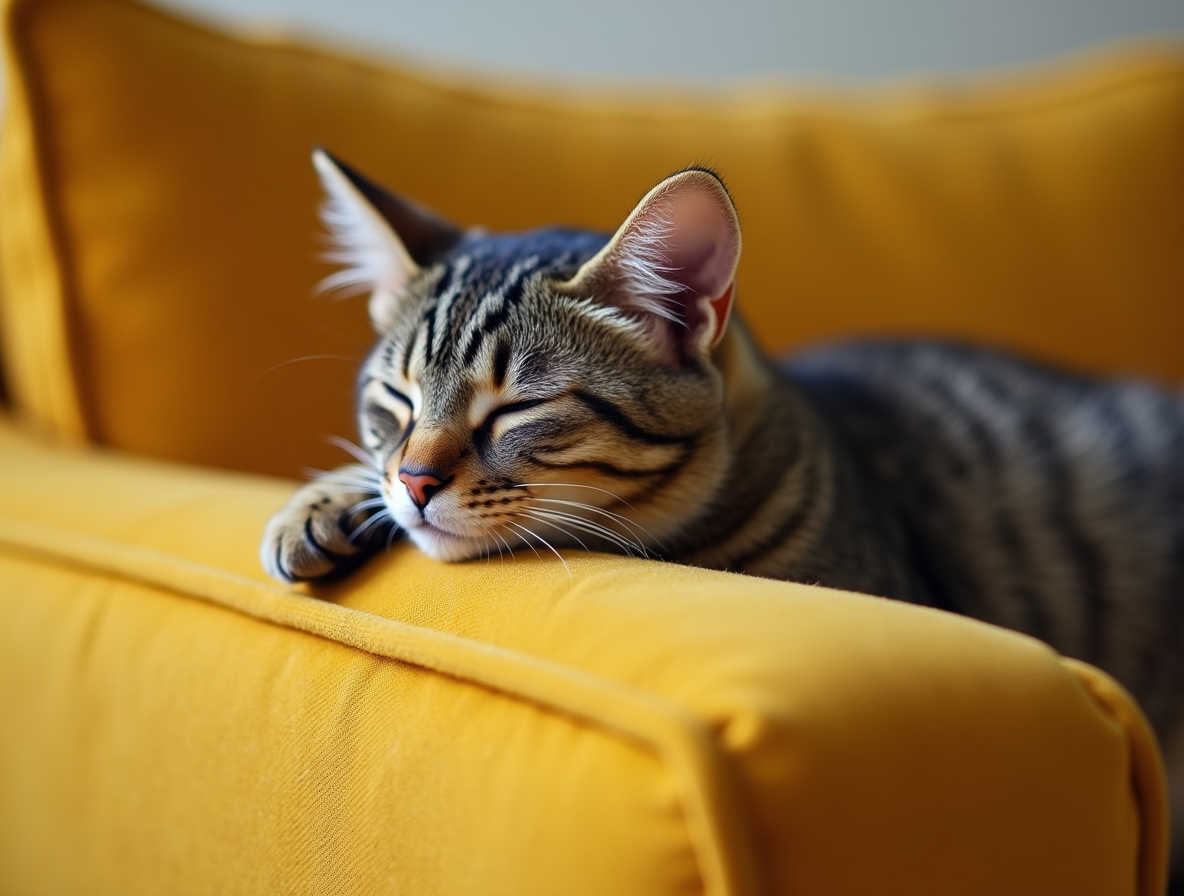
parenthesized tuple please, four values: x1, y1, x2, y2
(398, 470, 445, 510)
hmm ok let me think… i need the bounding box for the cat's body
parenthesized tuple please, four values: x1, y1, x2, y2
(786, 341, 1184, 730)
(262, 153, 1184, 867)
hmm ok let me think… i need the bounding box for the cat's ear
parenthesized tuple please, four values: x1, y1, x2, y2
(559, 167, 741, 364)
(312, 148, 462, 330)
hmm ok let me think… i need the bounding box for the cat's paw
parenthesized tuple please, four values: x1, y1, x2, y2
(261, 468, 388, 583)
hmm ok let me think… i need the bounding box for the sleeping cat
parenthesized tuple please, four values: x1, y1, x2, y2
(262, 150, 1184, 864)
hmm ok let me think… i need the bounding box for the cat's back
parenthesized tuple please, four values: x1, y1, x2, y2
(782, 339, 1184, 731)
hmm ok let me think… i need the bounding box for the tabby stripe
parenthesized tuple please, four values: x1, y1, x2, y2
(461, 326, 487, 369)
(457, 257, 540, 365)
(432, 268, 471, 363)
(990, 510, 1052, 643)
(382, 341, 399, 368)
(420, 260, 467, 368)
(892, 519, 960, 613)
(499, 255, 541, 306)
(1156, 461, 1184, 724)
(401, 328, 418, 378)
(421, 303, 438, 365)
(440, 255, 476, 338)
(571, 390, 695, 446)
(684, 391, 808, 559)
(1049, 489, 1107, 663)
(631, 446, 695, 504)
(916, 368, 1053, 635)
(460, 300, 509, 366)
(1022, 413, 1107, 661)
(491, 340, 511, 389)
(725, 461, 821, 572)
(1142, 396, 1184, 713)
(453, 257, 529, 343)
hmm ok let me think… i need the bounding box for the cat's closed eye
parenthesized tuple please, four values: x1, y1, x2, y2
(380, 381, 414, 412)
(474, 397, 557, 453)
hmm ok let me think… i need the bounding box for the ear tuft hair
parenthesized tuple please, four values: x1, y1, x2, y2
(311, 149, 463, 331)
(558, 167, 742, 364)
(312, 148, 416, 298)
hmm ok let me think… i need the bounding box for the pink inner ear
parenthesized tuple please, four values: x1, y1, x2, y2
(623, 178, 740, 355)
(660, 190, 740, 301)
(566, 168, 741, 363)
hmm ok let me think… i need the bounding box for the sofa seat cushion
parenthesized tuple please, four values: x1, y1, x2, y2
(0, 416, 1165, 894)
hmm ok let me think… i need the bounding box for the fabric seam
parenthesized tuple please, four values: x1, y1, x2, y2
(1060, 657, 1168, 896)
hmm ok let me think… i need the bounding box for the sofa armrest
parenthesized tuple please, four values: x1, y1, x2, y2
(0, 417, 1166, 895)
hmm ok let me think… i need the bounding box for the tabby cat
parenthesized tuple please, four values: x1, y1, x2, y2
(263, 150, 1184, 865)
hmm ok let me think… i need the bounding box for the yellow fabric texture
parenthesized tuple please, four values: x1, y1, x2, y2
(0, 0, 1182, 479)
(0, 417, 1167, 895)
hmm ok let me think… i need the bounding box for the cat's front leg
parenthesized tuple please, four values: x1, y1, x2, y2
(261, 463, 395, 582)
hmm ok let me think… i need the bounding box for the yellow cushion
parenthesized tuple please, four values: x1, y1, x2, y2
(0, 416, 1167, 894)
(1, 0, 1182, 478)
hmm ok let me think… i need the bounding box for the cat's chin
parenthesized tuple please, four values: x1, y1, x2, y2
(402, 520, 487, 563)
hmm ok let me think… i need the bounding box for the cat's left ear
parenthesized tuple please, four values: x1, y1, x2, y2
(558, 167, 741, 365)
(312, 148, 462, 330)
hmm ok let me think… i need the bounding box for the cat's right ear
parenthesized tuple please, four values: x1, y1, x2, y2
(312, 148, 462, 331)
(556, 167, 742, 366)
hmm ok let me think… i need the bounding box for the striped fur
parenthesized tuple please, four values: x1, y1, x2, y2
(262, 158, 1184, 868)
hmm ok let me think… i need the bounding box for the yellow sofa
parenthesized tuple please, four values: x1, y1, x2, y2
(0, 0, 1180, 892)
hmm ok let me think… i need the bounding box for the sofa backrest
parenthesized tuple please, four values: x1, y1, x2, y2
(2, 0, 1182, 478)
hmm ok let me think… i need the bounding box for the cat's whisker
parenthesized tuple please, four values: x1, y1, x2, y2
(247, 355, 360, 388)
(501, 520, 543, 562)
(522, 507, 647, 558)
(325, 435, 381, 470)
(529, 497, 661, 552)
(523, 502, 645, 546)
(504, 518, 571, 576)
(525, 504, 639, 551)
(490, 527, 516, 562)
(318, 482, 382, 496)
(306, 469, 382, 491)
(306, 463, 382, 482)
(350, 506, 393, 542)
(348, 496, 388, 514)
(385, 521, 403, 552)
(326, 467, 382, 484)
(518, 510, 594, 556)
(313, 321, 370, 350)
(512, 482, 636, 510)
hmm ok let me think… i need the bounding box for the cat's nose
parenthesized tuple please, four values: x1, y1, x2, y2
(398, 469, 446, 510)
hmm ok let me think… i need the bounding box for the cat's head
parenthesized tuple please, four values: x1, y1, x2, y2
(314, 149, 743, 562)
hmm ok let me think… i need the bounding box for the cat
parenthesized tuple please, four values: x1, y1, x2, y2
(262, 149, 1184, 868)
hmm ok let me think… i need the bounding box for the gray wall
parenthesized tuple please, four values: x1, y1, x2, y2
(164, 0, 1184, 81)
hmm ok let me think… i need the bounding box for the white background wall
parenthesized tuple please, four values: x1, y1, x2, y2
(163, 0, 1184, 82)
